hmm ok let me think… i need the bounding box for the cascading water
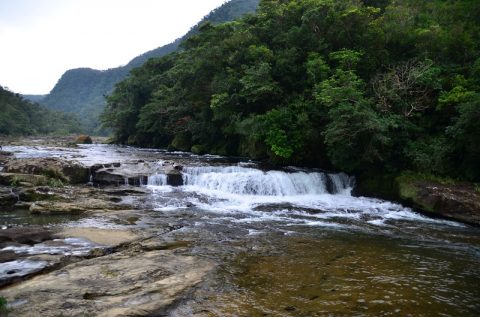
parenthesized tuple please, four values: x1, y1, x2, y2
(181, 166, 353, 196)
(145, 162, 454, 228)
(148, 173, 168, 186)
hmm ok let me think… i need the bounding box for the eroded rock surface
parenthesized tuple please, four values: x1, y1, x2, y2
(2, 249, 214, 316)
(3, 157, 89, 184)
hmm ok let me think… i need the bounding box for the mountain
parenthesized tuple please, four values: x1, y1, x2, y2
(23, 94, 46, 103)
(39, 0, 260, 133)
(0, 85, 81, 136)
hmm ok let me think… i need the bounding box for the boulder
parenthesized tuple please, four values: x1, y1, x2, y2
(75, 135, 93, 144)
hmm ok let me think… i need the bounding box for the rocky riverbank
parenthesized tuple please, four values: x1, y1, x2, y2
(0, 139, 216, 316)
(355, 173, 480, 226)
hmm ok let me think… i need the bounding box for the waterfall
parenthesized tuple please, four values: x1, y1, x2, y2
(148, 174, 168, 186)
(327, 173, 354, 195)
(180, 166, 353, 196)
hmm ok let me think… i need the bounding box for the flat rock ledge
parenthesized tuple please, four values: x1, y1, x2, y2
(1, 249, 215, 316)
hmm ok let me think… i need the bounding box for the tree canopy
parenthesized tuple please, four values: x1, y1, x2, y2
(102, 0, 480, 181)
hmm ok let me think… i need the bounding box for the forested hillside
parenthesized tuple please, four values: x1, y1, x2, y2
(40, 0, 260, 133)
(102, 0, 480, 181)
(0, 86, 81, 136)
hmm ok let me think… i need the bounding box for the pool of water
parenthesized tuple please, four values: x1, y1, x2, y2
(0, 208, 83, 228)
(200, 231, 480, 316)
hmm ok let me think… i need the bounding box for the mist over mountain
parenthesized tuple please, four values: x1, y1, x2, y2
(38, 0, 260, 133)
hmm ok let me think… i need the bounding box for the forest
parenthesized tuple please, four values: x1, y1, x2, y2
(101, 0, 480, 182)
(0, 85, 81, 136)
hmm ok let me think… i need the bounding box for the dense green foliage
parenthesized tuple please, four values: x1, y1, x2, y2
(40, 0, 260, 134)
(102, 0, 480, 181)
(0, 86, 81, 136)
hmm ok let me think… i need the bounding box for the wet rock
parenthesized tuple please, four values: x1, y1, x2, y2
(103, 187, 150, 196)
(60, 228, 140, 246)
(355, 174, 480, 225)
(398, 179, 480, 225)
(29, 202, 85, 214)
(0, 227, 54, 246)
(93, 162, 151, 186)
(0, 250, 18, 263)
(0, 259, 49, 287)
(28, 197, 130, 214)
(90, 162, 121, 172)
(75, 135, 93, 144)
(3, 158, 89, 184)
(165, 165, 183, 186)
(1, 250, 215, 316)
(93, 169, 126, 185)
(0, 173, 49, 187)
(0, 150, 13, 164)
(16, 186, 60, 202)
(0, 186, 17, 206)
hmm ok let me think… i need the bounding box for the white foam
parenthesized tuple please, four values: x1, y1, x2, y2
(2, 238, 99, 256)
(147, 164, 463, 229)
(181, 166, 353, 196)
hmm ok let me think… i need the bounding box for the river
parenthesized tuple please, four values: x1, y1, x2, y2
(2, 144, 480, 316)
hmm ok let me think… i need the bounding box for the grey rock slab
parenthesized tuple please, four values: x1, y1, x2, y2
(2, 249, 215, 316)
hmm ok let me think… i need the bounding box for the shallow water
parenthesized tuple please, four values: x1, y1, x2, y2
(4, 144, 480, 316)
(0, 208, 83, 228)
(205, 231, 480, 316)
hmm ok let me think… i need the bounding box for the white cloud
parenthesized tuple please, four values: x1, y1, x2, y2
(0, 0, 226, 94)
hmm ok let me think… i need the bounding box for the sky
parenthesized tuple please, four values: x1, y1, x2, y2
(0, 0, 227, 95)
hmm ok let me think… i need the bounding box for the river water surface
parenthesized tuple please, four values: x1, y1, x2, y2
(2, 144, 480, 316)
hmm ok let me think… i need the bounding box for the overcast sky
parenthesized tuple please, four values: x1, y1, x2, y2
(0, 0, 226, 95)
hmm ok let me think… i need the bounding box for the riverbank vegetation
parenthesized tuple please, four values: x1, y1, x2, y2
(0, 86, 82, 136)
(102, 0, 480, 182)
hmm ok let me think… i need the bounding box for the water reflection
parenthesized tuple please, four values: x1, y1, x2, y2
(0, 208, 83, 227)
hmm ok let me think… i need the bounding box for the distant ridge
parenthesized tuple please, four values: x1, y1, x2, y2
(38, 0, 260, 132)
